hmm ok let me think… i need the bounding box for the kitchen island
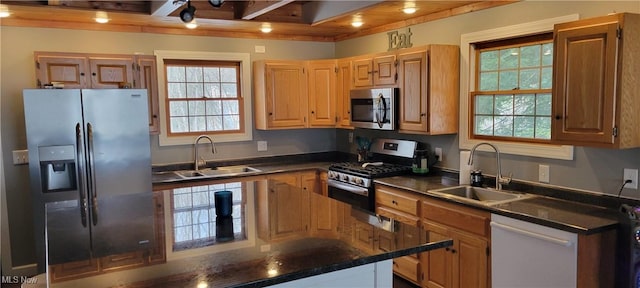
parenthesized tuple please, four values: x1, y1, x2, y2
(46, 178, 451, 288)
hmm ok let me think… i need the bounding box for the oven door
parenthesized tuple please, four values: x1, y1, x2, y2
(327, 179, 374, 212)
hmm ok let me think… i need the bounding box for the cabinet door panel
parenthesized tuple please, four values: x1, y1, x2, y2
(454, 230, 488, 288)
(398, 51, 427, 132)
(136, 56, 160, 134)
(336, 60, 352, 127)
(89, 57, 135, 88)
(36, 54, 88, 88)
(421, 222, 450, 288)
(553, 22, 618, 144)
(373, 54, 397, 86)
(266, 64, 307, 128)
(353, 58, 373, 87)
(307, 61, 336, 127)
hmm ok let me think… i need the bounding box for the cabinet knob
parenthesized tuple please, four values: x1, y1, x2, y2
(92, 72, 96, 76)
(311, 111, 315, 114)
(269, 112, 273, 116)
(555, 115, 562, 120)
(153, 114, 158, 118)
(80, 72, 85, 76)
(420, 113, 426, 117)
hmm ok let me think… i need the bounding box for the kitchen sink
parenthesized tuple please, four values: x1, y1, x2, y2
(174, 165, 262, 179)
(427, 185, 535, 206)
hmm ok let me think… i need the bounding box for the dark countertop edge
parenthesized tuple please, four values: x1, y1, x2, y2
(374, 173, 619, 235)
(229, 239, 453, 288)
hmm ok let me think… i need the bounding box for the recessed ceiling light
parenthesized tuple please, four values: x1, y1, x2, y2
(185, 20, 198, 29)
(94, 11, 109, 23)
(0, 4, 10, 18)
(260, 23, 272, 33)
(402, 7, 417, 14)
(351, 15, 363, 28)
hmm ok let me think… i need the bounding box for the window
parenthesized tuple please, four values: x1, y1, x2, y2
(459, 15, 578, 160)
(472, 35, 553, 142)
(154, 50, 252, 146)
(165, 60, 243, 135)
(171, 182, 246, 251)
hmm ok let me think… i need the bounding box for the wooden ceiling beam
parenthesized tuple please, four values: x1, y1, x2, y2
(239, 0, 295, 20)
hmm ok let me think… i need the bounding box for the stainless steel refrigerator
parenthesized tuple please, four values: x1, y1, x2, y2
(23, 89, 154, 272)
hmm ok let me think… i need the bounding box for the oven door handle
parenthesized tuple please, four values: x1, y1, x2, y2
(328, 179, 369, 196)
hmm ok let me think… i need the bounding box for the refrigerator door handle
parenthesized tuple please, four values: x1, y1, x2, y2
(75, 123, 88, 227)
(87, 123, 98, 226)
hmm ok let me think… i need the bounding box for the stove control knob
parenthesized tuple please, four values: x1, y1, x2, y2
(328, 171, 337, 179)
(342, 175, 350, 182)
(354, 178, 364, 185)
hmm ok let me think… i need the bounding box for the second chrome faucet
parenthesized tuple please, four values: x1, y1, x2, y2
(468, 142, 512, 190)
(194, 135, 216, 171)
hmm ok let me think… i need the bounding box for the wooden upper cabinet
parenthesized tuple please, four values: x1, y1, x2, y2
(33, 52, 159, 134)
(35, 52, 89, 88)
(552, 13, 640, 148)
(88, 56, 135, 88)
(306, 60, 337, 127)
(135, 56, 160, 134)
(253, 60, 308, 130)
(336, 59, 353, 128)
(398, 45, 459, 135)
(353, 52, 397, 88)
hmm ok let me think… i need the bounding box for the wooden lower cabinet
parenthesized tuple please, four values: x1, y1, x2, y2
(420, 221, 488, 288)
(49, 191, 166, 282)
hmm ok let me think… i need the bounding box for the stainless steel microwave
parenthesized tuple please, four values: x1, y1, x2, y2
(350, 88, 398, 130)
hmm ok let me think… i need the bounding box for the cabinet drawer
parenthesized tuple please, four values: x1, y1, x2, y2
(393, 255, 420, 283)
(422, 198, 490, 237)
(376, 186, 420, 216)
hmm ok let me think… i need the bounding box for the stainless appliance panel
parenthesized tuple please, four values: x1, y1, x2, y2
(350, 88, 398, 130)
(45, 200, 91, 264)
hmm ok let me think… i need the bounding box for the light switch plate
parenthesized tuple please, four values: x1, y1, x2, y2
(538, 164, 549, 183)
(12, 149, 28, 165)
(257, 141, 268, 152)
(624, 168, 638, 189)
(435, 147, 443, 162)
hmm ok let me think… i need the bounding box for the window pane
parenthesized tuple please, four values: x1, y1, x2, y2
(220, 67, 237, 82)
(170, 101, 188, 116)
(205, 83, 221, 98)
(475, 95, 494, 114)
(479, 72, 498, 91)
(174, 226, 192, 243)
(536, 93, 552, 115)
(167, 66, 185, 82)
(174, 193, 192, 209)
(495, 95, 513, 115)
(494, 116, 513, 136)
(514, 94, 535, 115)
(514, 116, 535, 138)
(498, 71, 518, 90)
(541, 43, 553, 66)
(221, 83, 238, 98)
(174, 211, 192, 226)
(223, 100, 239, 115)
(480, 51, 499, 71)
(475, 116, 493, 135)
(189, 116, 206, 131)
(187, 83, 204, 98)
(170, 116, 188, 133)
(203, 67, 220, 82)
(206, 100, 223, 115)
(167, 83, 186, 99)
(224, 115, 240, 130)
(186, 67, 203, 82)
(189, 100, 205, 116)
(535, 117, 551, 139)
(519, 68, 540, 89)
(520, 45, 541, 68)
(499, 48, 519, 69)
(540, 67, 552, 89)
(207, 115, 223, 130)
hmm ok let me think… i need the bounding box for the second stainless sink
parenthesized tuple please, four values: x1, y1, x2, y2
(174, 165, 261, 179)
(427, 185, 535, 206)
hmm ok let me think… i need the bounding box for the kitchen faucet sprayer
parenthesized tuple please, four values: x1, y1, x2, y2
(194, 135, 216, 171)
(467, 142, 512, 190)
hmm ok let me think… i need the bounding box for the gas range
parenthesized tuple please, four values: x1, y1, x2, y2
(328, 162, 412, 188)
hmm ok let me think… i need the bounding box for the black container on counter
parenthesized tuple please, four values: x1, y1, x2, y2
(214, 190, 233, 217)
(471, 170, 484, 187)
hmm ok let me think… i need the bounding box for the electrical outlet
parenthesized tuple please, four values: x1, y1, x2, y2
(434, 147, 443, 162)
(538, 164, 550, 183)
(348, 132, 354, 144)
(257, 141, 268, 152)
(623, 168, 638, 189)
(12, 149, 29, 165)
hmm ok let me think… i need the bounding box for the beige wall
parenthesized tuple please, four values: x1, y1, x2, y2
(2, 0, 640, 273)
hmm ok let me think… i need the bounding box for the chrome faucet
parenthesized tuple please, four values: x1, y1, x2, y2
(194, 135, 216, 171)
(467, 142, 512, 190)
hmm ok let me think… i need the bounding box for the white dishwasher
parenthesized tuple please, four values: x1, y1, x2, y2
(491, 214, 578, 288)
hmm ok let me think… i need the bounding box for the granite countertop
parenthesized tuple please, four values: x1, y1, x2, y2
(50, 178, 451, 288)
(375, 175, 620, 235)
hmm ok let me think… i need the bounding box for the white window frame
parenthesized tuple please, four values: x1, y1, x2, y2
(459, 14, 579, 160)
(155, 50, 253, 146)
